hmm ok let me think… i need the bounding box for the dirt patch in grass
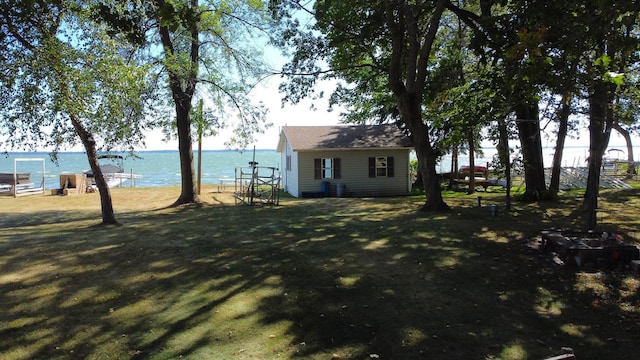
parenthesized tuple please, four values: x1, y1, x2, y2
(1, 186, 639, 359)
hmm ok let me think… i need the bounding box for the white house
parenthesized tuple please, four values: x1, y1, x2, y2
(276, 125, 414, 198)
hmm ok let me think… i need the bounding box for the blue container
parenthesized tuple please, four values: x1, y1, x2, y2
(321, 181, 330, 197)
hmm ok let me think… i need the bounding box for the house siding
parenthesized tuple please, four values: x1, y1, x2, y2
(280, 140, 300, 196)
(295, 149, 410, 197)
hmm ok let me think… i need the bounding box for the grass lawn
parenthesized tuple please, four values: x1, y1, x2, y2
(1, 186, 639, 359)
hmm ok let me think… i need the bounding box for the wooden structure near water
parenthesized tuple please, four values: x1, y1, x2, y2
(234, 161, 281, 205)
(543, 167, 632, 190)
(57, 173, 88, 195)
(0, 158, 46, 197)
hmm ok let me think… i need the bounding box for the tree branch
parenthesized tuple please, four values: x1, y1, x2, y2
(276, 62, 384, 77)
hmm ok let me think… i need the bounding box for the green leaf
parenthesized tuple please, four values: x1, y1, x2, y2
(594, 54, 611, 68)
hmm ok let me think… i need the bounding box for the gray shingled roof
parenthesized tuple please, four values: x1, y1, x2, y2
(278, 125, 413, 151)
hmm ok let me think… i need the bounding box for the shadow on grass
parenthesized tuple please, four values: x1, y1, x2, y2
(1, 191, 639, 359)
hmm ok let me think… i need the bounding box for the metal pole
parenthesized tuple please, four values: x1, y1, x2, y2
(13, 158, 17, 197)
(249, 146, 256, 205)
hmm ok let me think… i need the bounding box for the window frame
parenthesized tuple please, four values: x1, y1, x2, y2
(322, 158, 333, 179)
(368, 156, 395, 178)
(376, 156, 388, 177)
(314, 157, 341, 179)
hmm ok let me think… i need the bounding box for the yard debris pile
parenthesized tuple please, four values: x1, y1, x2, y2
(539, 228, 640, 271)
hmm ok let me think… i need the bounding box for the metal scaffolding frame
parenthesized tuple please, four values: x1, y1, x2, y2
(234, 161, 281, 205)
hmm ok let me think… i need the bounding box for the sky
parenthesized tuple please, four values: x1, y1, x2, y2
(145, 74, 639, 154)
(143, 76, 343, 151)
(143, 5, 341, 152)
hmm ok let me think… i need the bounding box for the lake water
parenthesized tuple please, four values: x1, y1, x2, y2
(436, 145, 599, 173)
(0, 145, 630, 190)
(1, 150, 281, 190)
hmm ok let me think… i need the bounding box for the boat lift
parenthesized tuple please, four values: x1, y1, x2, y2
(234, 161, 281, 205)
(0, 158, 46, 197)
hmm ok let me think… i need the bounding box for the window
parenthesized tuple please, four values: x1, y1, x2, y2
(369, 156, 394, 178)
(376, 156, 388, 177)
(314, 158, 341, 179)
(286, 155, 291, 171)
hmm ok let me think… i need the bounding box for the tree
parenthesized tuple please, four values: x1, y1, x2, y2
(423, 11, 489, 195)
(95, 0, 274, 205)
(0, 0, 154, 225)
(611, 71, 640, 177)
(277, 0, 451, 211)
(452, 1, 553, 200)
(548, 92, 575, 193)
(612, 123, 637, 176)
(138, 0, 273, 205)
(481, 0, 640, 225)
(536, 8, 584, 194)
(576, 3, 640, 229)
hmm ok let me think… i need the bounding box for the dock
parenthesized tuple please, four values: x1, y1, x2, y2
(0, 158, 46, 197)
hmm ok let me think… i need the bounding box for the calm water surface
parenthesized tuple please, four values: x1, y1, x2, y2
(0, 145, 626, 190)
(1, 150, 281, 189)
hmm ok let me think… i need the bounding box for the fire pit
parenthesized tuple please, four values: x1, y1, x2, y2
(540, 229, 640, 270)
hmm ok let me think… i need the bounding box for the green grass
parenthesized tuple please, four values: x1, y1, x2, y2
(1, 186, 639, 359)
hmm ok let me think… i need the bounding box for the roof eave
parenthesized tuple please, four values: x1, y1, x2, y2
(293, 146, 413, 152)
(276, 129, 287, 152)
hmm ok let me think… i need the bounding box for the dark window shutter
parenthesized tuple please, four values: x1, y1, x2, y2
(314, 158, 321, 179)
(368, 157, 375, 178)
(388, 156, 395, 177)
(334, 158, 341, 179)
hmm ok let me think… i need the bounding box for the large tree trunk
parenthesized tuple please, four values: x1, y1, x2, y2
(549, 93, 571, 193)
(497, 117, 511, 211)
(59, 77, 117, 225)
(173, 96, 199, 205)
(403, 100, 449, 212)
(69, 113, 117, 225)
(384, 0, 448, 212)
(515, 101, 547, 201)
(158, 16, 200, 206)
(415, 138, 449, 212)
(584, 81, 614, 230)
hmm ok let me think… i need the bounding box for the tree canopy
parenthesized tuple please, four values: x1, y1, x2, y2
(0, 0, 155, 224)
